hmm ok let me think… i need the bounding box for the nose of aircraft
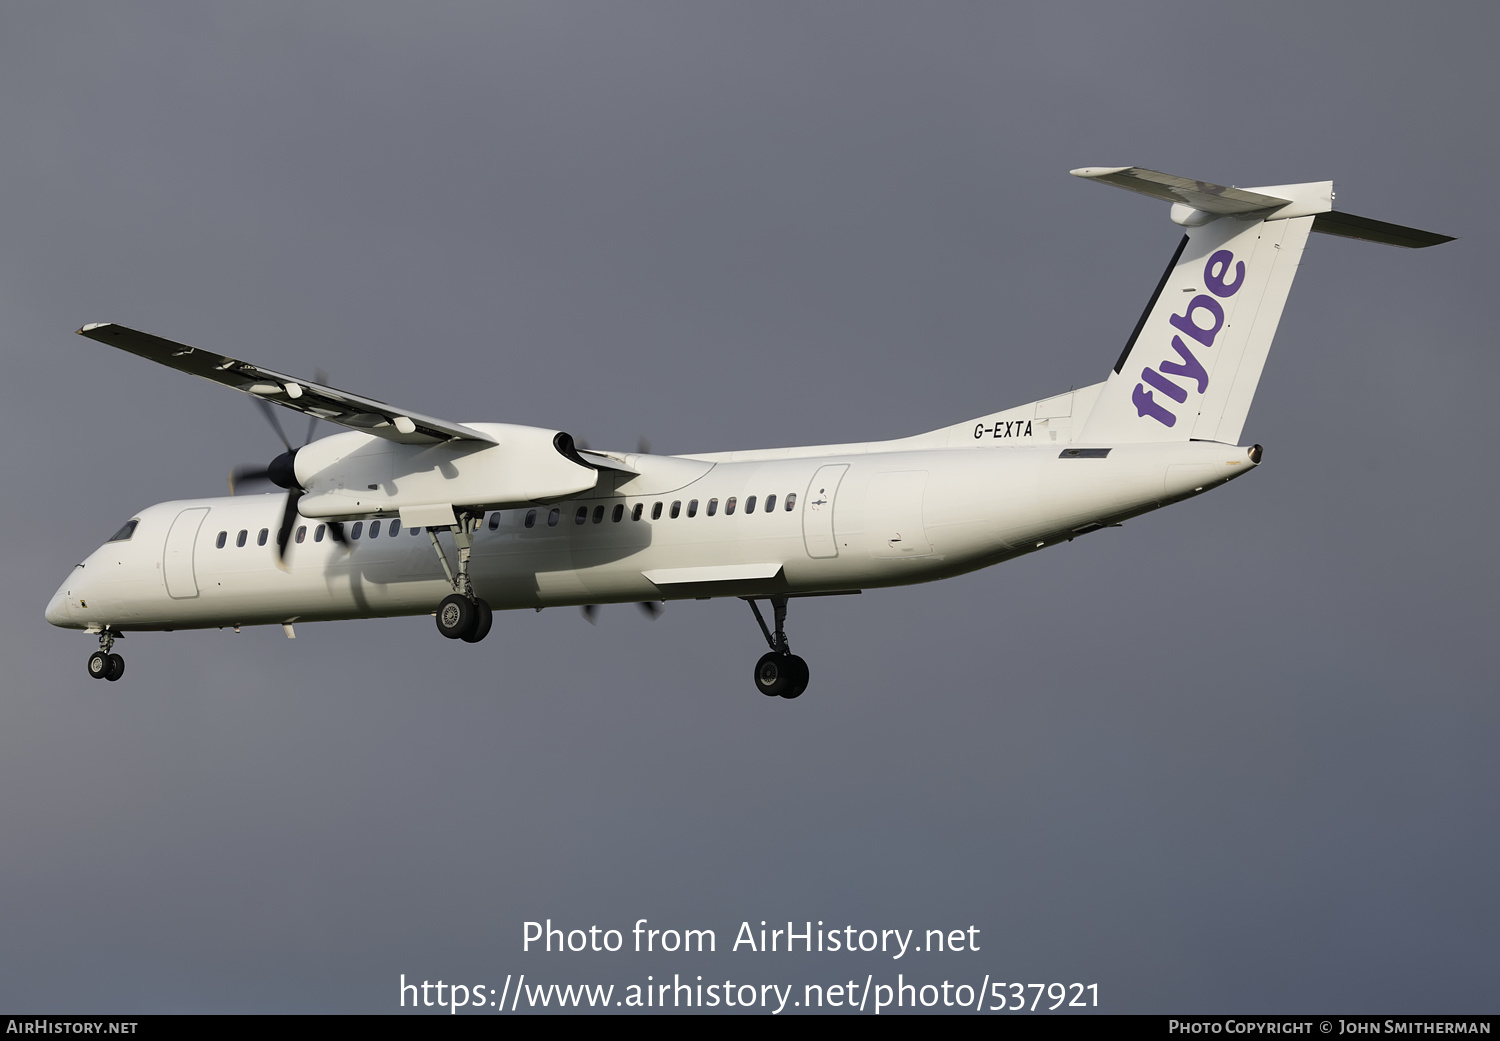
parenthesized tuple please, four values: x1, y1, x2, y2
(45, 573, 75, 627)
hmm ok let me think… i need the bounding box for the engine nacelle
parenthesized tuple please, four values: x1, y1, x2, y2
(293, 423, 600, 519)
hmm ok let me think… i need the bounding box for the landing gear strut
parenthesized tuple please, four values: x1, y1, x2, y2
(745, 596, 809, 699)
(428, 512, 493, 642)
(86, 629, 124, 682)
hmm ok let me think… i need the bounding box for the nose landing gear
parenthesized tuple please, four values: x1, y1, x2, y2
(745, 596, 809, 699)
(86, 630, 124, 682)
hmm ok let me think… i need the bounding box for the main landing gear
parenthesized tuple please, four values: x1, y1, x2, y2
(745, 596, 809, 700)
(86, 629, 124, 682)
(427, 512, 493, 643)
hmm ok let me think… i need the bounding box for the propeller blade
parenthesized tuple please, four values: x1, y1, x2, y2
(229, 465, 272, 495)
(303, 368, 330, 445)
(253, 397, 294, 453)
(636, 435, 653, 455)
(275, 489, 303, 568)
(637, 601, 662, 619)
(326, 521, 348, 547)
(581, 604, 598, 625)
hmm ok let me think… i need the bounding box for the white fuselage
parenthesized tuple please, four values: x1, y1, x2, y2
(46, 436, 1257, 633)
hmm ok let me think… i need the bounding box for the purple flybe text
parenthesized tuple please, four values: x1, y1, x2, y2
(1132, 248, 1245, 427)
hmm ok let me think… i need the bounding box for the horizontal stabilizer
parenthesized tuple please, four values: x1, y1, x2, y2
(1074, 166, 1452, 245)
(1070, 167, 1291, 215)
(1311, 210, 1454, 248)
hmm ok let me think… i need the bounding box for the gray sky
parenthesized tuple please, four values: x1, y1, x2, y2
(2, 1, 1494, 1014)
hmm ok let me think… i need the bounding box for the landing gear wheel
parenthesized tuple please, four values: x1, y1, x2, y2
(755, 652, 791, 697)
(105, 653, 124, 682)
(746, 597, 812, 700)
(436, 593, 476, 640)
(781, 654, 808, 699)
(461, 598, 493, 643)
(88, 651, 110, 680)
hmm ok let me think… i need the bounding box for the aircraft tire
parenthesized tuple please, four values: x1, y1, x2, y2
(754, 652, 791, 697)
(436, 594, 476, 640)
(105, 653, 125, 682)
(88, 651, 110, 680)
(781, 655, 809, 699)
(462, 598, 493, 643)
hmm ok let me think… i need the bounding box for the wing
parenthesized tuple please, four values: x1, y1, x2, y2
(77, 323, 496, 446)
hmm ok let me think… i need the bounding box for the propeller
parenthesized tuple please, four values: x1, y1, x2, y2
(254, 397, 294, 453)
(580, 601, 663, 624)
(228, 382, 345, 567)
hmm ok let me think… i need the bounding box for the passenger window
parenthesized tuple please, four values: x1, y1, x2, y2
(591, 505, 603, 523)
(525, 509, 537, 528)
(412, 525, 422, 535)
(237, 530, 248, 548)
(257, 528, 269, 546)
(612, 504, 624, 522)
(726, 497, 737, 515)
(107, 519, 139, 542)
(651, 502, 663, 520)
(547, 508, 560, 527)
(488, 513, 501, 531)
(745, 495, 757, 513)
(575, 506, 588, 525)
(390, 519, 402, 536)
(765, 494, 776, 512)
(369, 520, 382, 538)
(632, 503, 643, 521)
(350, 522, 362, 540)
(687, 499, 698, 518)
(314, 525, 325, 543)
(670, 501, 681, 519)
(707, 498, 718, 516)
(785, 492, 796, 511)
(295, 526, 307, 544)
(216, 531, 227, 549)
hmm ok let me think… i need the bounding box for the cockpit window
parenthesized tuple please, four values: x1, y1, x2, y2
(107, 519, 139, 543)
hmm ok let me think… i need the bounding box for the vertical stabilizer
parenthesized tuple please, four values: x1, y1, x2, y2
(1078, 209, 1313, 445)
